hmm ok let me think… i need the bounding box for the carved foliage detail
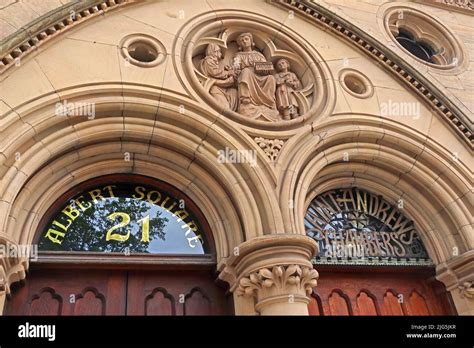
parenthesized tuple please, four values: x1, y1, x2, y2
(236, 264, 318, 298)
(254, 137, 285, 161)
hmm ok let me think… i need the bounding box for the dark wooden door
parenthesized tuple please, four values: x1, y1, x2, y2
(5, 268, 231, 316)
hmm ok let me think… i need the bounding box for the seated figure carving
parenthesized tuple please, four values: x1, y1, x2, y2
(233, 32, 280, 121)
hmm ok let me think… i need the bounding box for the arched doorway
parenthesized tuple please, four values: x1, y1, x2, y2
(5, 175, 233, 315)
(305, 187, 456, 316)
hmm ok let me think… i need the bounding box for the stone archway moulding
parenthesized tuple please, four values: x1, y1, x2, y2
(0, 83, 292, 300)
(278, 119, 472, 266)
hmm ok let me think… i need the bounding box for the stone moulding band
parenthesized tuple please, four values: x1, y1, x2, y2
(275, 0, 473, 149)
(0, 0, 130, 73)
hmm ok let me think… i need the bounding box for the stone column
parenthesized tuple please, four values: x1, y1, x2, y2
(219, 234, 318, 315)
(436, 250, 474, 315)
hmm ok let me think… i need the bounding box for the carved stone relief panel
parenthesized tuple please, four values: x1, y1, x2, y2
(177, 11, 334, 131)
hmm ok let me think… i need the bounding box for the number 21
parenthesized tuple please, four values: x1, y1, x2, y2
(106, 212, 149, 242)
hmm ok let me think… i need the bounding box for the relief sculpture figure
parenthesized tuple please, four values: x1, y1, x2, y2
(233, 32, 279, 120)
(199, 43, 238, 111)
(198, 33, 307, 122)
(274, 58, 302, 120)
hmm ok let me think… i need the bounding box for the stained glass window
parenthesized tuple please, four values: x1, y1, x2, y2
(305, 188, 431, 265)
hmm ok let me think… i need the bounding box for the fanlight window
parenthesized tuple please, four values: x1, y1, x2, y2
(305, 188, 431, 265)
(38, 181, 207, 255)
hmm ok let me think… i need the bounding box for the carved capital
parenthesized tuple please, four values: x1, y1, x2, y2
(218, 235, 318, 314)
(458, 281, 474, 300)
(0, 240, 29, 295)
(236, 264, 318, 298)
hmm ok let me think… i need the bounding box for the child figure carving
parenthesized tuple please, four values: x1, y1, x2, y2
(274, 58, 302, 120)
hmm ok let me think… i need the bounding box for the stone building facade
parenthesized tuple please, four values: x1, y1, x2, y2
(0, 0, 472, 316)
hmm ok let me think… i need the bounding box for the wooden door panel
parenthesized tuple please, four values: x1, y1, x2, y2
(183, 288, 212, 315)
(73, 289, 106, 315)
(328, 290, 351, 315)
(355, 291, 378, 315)
(309, 268, 455, 316)
(144, 288, 175, 315)
(28, 288, 62, 315)
(5, 269, 127, 316)
(381, 291, 405, 315)
(407, 291, 431, 315)
(126, 270, 230, 316)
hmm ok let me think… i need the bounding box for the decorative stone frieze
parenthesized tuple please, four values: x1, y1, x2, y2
(442, 0, 474, 10)
(415, 0, 474, 12)
(0, 0, 131, 74)
(178, 9, 332, 131)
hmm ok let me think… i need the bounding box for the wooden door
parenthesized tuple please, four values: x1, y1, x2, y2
(5, 268, 231, 316)
(126, 270, 230, 315)
(308, 267, 456, 316)
(5, 269, 127, 315)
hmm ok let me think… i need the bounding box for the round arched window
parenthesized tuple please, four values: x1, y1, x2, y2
(305, 188, 431, 265)
(395, 29, 436, 64)
(37, 176, 210, 255)
(384, 7, 466, 70)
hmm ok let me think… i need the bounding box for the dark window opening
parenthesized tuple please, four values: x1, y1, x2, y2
(395, 29, 437, 64)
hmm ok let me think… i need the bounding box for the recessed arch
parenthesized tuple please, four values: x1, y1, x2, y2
(382, 289, 407, 316)
(28, 287, 63, 316)
(327, 289, 353, 315)
(279, 117, 472, 266)
(73, 287, 106, 316)
(0, 85, 291, 271)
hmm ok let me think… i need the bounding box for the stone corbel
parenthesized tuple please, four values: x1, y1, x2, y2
(218, 234, 318, 315)
(0, 256, 28, 295)
(0, 238, 30, 314)
(436, 250, 474, 315)
(436, 250, 474, 291)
